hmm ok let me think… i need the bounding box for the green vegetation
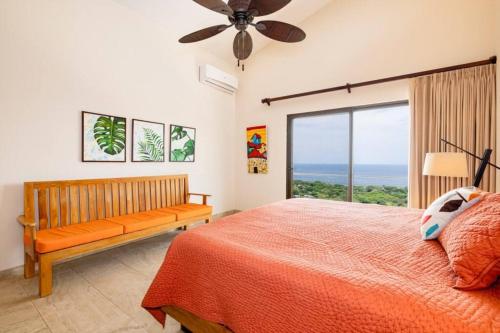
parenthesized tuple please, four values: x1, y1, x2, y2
(353, 185, 408, 207)
(293, 180, 408, 207)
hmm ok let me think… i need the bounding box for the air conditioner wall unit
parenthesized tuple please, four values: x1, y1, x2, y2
(199, 64, 238, 94)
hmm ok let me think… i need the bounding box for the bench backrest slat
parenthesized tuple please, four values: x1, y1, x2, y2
(60, 185, 69, 226)
(70, 186, 80, 224)
(49, 187, 59, 229)
(88, 184, 97, 221)
(38, 189, 48, 229)
(23, 175, 189, 230)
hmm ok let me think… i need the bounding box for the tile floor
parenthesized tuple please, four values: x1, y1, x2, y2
(0, 230, 186, 333)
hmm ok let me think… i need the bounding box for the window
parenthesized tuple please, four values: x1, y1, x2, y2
(288, 102, 409, 207)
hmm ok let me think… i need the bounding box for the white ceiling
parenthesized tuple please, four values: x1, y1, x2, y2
(113, 0, 332, 64)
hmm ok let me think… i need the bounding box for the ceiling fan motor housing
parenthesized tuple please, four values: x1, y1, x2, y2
(233, 12, 253, 31)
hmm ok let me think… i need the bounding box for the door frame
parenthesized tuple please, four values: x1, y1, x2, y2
(286, 100, 409, 199)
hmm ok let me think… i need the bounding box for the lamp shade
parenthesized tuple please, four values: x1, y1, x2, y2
(423, 153, 469, 178)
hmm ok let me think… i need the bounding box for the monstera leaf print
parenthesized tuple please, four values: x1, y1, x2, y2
(170, 125, 195, 162)
(183, 139, 195, 157)
(138, 128, 164, 161)
(171, 126, 188, 140)
(93, 116, 126, 155)
(171, 149, 187, 162)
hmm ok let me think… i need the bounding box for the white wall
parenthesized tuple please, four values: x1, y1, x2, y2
(234, 0, 498, 210)
(0, 0, 237, 271)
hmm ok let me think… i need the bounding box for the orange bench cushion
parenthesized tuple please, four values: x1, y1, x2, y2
(159, 203, 212, 220)
(106, 210, 177, 233)
(35, 220, 124, 253)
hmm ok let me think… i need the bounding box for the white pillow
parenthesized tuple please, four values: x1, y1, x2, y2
(420, 187, 483, 240)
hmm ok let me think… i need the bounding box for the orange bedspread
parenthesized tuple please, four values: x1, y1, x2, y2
(142, 199, 500, 332)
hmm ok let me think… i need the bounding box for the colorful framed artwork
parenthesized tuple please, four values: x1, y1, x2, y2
(132, 119, 165, 162)
(169, 125, 196, 162)
(247, 125, 268, 174)
(82, 111, 126, 162)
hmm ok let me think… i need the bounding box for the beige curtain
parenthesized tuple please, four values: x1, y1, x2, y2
(409, 64, 496, 209)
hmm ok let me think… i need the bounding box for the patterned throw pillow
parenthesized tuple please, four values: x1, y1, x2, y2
(420, 187, 483, 240)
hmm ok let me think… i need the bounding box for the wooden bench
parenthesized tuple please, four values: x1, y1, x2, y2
(17, 174, 212, 297)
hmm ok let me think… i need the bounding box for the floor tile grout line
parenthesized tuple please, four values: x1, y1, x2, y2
(30, 296, 54, 333)
(34, 327, 52, 333)
(69, 265, 149, 331)
(15, 271, 55, 333)
(110, 231, 180, 279)
(70, 243, 180, 332)
(21, 268, 55, 333)
(115, 259, 151, 279)
(0, 311, 50, 333)
(112, 246, 164, 279)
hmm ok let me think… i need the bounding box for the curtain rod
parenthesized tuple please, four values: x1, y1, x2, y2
(261, 56, 497, 106)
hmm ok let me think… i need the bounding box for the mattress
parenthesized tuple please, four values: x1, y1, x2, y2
(142, 198, 500, 333)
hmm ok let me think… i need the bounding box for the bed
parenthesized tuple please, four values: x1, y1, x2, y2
(142, 198, 500, 333)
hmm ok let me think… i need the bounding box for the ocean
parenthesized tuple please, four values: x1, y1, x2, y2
(293, 164, 408, 187)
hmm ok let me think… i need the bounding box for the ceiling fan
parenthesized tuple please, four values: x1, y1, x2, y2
(179, 0, 306, 70)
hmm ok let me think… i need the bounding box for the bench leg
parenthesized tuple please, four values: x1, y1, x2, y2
(39, 255, 53, 297)
(205, 216, 213, 224)
(24, 253, 36, 279)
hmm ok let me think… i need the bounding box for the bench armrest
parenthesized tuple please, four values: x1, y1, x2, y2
(18, 215, 36, 258)
(17, 215, 35, 227)
(188, 193, 211, 205)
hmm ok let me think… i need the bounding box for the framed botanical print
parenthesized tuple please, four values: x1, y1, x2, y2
(82, 111, 126, 162)
(132, 119, 165, 162)
(169, 125, 196, 162)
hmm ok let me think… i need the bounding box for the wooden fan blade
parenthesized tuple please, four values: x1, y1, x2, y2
(179, 25, 230, 43)
(228, 0, 252, 12)
(233, 31, 253, 60)
(248, 0, 291, 16)
(193, 0, 233, 16)
(256, 20, 306, 42)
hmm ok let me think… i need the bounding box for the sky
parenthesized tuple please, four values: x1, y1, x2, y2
(292, 105, 409, 165)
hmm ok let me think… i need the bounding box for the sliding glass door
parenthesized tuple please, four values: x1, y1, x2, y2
(291, 112, 351, 201)
(352, 106, 409, 206)
(288, 102, 409, 206)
